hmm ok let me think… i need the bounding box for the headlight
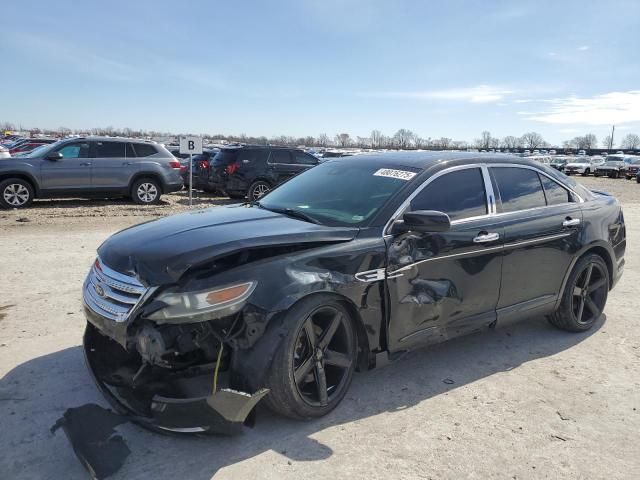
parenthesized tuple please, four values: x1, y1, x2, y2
(147, 281, 256, 323)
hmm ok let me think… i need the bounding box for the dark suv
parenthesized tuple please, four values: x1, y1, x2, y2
(207, 146, 320, 200)
(0, 137, 183, 208)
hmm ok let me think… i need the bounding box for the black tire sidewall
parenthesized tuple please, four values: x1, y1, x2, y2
(0, 178, 34, 209)
(264, 295, 357, 419)
(132, 178, 161, 204)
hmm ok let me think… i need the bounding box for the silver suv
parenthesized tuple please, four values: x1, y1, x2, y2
(0, 137, 183, 208)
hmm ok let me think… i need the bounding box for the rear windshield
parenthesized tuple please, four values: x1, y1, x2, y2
(212, 149, 239, 165)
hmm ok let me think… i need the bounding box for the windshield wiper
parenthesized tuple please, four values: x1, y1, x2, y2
(253, 202, 323, 225)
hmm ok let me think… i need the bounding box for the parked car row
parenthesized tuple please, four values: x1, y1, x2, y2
(188, 145, 322, 201)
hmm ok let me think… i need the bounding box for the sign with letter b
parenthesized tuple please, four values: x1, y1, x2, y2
(179, 136, 203, 155)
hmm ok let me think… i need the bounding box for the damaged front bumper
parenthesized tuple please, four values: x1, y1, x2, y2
(83, 322, 269, 436)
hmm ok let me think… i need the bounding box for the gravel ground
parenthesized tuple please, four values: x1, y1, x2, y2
(0, 176, 639, 479)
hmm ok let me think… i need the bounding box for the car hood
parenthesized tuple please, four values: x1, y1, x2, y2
(97, 204, 359, 286)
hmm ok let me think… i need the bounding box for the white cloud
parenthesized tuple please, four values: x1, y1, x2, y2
(525, 91, 640, 125)
(363, 85, 513, 103)
(577, 45, 590, 51)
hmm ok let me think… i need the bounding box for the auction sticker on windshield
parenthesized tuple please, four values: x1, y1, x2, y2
(373, 168, 416, 181)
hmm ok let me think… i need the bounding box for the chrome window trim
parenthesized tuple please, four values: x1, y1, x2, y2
(384, 162, 584, 235)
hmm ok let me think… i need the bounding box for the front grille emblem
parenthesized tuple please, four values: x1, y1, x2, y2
(94, 284, 106, 298)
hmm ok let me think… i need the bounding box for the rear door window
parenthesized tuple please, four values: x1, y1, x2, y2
(491, 167, 546, 213)
(94, 141, 126, 158)
(270, 150, 293, 164)
(410, 168, 487, 221)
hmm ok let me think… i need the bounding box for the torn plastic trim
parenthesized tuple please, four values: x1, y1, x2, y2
(83, 323, 269, 436)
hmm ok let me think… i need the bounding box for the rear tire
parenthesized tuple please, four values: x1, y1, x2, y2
(131, 178, 161, 205)
(264, 295, 357, 420)
(247, 180, 271, 202)
(548, 254, 609, 332)
(581, 168, 590, 176)
(0, 178, 34, 209)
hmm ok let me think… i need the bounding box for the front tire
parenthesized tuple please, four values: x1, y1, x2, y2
(0, 178, 34, 209)
(264, 295, 357, 420)
(548, 254, 609, 332)
(132, 178, 161, 204)
(581, 168, 590, 176)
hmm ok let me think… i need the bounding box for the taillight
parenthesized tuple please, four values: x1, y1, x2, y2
(169, 160, 181, 169)
(225, 162, 239, 175)
(199, 160, 210, 169)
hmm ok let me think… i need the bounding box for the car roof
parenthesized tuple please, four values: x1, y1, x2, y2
(322, 150, 546, 171)
(61, 136, 158, 144)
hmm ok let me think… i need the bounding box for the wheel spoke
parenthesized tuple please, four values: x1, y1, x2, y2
(314, 362, 328, 406)
(576, 297, 585, 323)
(294, 355, 315, 385)
(588, 277, 607, 293)
(582, 264, 594, 288)
(318, 313, 342, 350)
(324, 349, 352, 369)
(303, 319, 317, 348)
(584, 296, 599, 316)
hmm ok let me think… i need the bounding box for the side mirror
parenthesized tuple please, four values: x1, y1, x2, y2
(393, 210, 451, 234)
(46, 152, 63, 161)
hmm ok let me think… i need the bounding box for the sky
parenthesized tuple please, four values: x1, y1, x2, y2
(1, 0, 639, 145)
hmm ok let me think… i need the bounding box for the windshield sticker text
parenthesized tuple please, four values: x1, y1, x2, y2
(373, 169, 416, 181)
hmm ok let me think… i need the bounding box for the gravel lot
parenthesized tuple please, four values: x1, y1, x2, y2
(1, 176, 639, 479)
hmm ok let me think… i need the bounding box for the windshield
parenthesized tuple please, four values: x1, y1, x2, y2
(258, 160, 417, 226)
(604, 161, 624, 166)
(573, 159, 589, 164)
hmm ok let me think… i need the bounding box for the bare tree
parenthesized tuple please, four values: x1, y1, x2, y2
(621, 133, 640, 150)
(412, 133, 424, 149)
(439, 137, 452, 149)
(582, 133, 597, 150)
(601, 135, 613, 149)
(480, 131, 492, 149)
(392, 129, 414, 149)
(335, 133, 352, 147)
(520, 132, 544, 149)
(501, 136, 519, 149)
(489, 137, 501, 149)
(370, 130, 383, 148)
(317, 133, 330, 147)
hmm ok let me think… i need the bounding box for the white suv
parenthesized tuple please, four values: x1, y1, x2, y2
(564, 156, 605, 176)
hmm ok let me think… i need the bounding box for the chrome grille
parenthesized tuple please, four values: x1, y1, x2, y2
(83, 258, 147, 322)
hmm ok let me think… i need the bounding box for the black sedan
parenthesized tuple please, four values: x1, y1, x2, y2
(82, 152, 625, 435)
(594, 160, 626, 178)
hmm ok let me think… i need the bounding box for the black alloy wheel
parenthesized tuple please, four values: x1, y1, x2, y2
(292, 306, 354, 408)
(548, 254, 609, 332)
(264, 296, 357, 419)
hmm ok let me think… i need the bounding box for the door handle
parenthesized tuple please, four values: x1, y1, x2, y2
(473, 232, 500, 243)
(122, 162, 133, 166)
(80, 162, 92, 166)
(562, 218, 581, 228)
